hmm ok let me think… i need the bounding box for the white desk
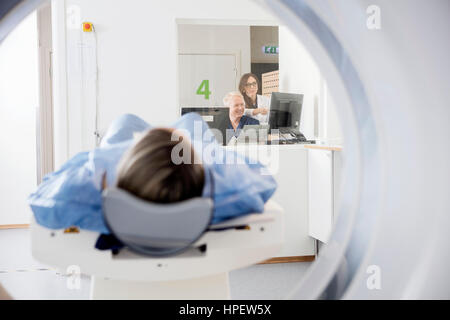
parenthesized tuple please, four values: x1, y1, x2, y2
(226, 143, 342, 262)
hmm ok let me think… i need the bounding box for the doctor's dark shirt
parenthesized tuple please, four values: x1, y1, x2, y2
(227, 115, 260, 143)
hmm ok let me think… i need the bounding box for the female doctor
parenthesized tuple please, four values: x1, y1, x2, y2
(238, 73, 271, 124)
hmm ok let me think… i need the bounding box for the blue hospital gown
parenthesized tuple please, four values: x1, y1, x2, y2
(28, 113, 277, 234)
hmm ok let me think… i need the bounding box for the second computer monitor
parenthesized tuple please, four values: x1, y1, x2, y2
(268, 92, 304, 130)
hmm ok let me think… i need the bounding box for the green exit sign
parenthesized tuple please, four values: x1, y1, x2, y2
(262, 46, 279, 54)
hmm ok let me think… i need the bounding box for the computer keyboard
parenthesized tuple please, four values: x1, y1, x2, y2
(280, 128, 307, 141)
(268, 127, 315, 144)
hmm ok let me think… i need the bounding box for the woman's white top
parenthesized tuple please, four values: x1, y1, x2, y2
(244, 94, 271, 124)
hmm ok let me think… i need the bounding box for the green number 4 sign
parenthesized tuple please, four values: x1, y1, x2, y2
(196, 80, 211, 100)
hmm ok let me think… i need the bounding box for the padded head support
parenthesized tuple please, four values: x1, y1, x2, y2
(102, 188, 213, 257)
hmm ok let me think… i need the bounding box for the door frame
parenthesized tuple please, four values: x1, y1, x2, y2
(36, 2, 54, 184)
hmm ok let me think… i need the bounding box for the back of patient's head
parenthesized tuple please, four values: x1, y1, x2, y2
(116, 128, 205, 203)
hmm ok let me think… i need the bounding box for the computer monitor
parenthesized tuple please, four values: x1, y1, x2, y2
(268, 92, 303, 130)
(181, 107, 230, 144)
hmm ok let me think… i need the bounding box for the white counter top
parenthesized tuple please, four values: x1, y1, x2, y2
(225, 143, 342, 151)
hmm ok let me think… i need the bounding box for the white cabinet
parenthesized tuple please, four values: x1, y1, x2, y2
(227, 145, 315, 259)
(270, 147, 315, 257)
(308, 148, 342, 244)
(225, 145, 343, 259)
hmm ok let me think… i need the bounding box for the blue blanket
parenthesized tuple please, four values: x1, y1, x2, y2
(28, 113, 277, 234)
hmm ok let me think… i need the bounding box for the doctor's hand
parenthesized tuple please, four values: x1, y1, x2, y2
(253, 108, 268, 115)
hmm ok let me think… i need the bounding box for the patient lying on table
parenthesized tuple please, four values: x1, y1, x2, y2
(28, 113, 277, 238)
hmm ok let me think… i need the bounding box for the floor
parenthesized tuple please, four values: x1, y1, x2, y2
(0, 228, 312, 300)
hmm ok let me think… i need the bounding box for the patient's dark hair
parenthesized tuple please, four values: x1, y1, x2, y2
(116, 128, 205, 203)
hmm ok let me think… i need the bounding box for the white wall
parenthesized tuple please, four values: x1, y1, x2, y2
(326, 86, 343, 144)
(0, 12, 38, 225)
(279, 26, 321, 140)
(56, 0, 278, 158)
(54, 0, 341, 159)
(279, 26, 342, 142)
(178, 24, 251, 78)
(251, 26, 278, 64)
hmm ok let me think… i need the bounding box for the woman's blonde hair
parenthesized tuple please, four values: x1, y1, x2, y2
(116, 128, 205, 203)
